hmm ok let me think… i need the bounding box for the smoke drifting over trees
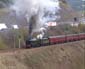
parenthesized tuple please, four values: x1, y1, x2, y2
(11, 0, 60, 38)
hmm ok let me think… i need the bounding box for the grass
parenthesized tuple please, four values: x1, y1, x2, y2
(0, 37, 8, 49)
(0, 40, 84, 69)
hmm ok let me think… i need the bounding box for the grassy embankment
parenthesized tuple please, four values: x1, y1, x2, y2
(0, 40, 85, 69)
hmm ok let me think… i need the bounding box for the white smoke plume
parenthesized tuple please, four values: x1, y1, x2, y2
(11, 0, 60, 39)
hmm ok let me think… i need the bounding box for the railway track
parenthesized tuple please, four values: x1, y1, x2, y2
(0, 40, 85, 54)
(0, 48, 25, 54)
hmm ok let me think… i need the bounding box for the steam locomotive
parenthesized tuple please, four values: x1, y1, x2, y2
(25, 33, 85, 48)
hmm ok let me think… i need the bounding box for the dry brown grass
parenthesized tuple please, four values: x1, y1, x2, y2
(0, 40, 85, 69)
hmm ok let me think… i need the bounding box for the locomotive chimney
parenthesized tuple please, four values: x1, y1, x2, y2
(28, 14, 38, 39)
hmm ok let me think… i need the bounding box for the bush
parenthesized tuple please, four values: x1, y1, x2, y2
(0, 36, 8, 49)
(78, 23, 85, 33)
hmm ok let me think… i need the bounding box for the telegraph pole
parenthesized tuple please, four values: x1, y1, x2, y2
(18, 35, 21, 48)
(19, 38, 21, 48)
(14, 34, 16, 48)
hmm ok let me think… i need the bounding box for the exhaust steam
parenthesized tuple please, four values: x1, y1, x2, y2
(11, 0, 60, 39)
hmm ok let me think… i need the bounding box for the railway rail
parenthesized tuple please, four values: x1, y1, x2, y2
(0, 33, 85, 52)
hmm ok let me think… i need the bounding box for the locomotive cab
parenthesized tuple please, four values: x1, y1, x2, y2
(25, 39, 31, 48)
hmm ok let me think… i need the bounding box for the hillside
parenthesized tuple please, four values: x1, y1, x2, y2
(0, 1, 84, 69)
(0, 0, 82, 49)
(59, 0, 81, 22)
(0, 40, 85, 69)
(66, 0, 83, 11)
(0, 0, 81, 26)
